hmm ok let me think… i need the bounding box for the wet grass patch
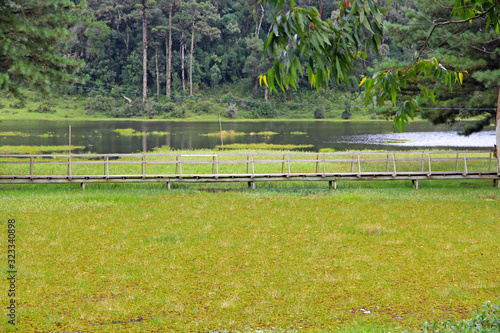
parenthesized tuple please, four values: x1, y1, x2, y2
(0, 181, 499, 332)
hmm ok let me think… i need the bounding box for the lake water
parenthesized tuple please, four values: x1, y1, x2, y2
(0, 119, 496, 153)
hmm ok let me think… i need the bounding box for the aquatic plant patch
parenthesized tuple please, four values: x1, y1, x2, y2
(200, 130, 246, 137)
(113, 128, 170, 136)
(217, 143, 314, 150)
(0, 145, 85, 154)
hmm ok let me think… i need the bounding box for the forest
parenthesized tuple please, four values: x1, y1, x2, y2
(2, 0, 499, 123)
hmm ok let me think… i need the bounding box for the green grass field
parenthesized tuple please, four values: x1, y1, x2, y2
(1, 178, 499, 332)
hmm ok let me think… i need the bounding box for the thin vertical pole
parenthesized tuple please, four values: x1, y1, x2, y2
(316, 153, 319, 173)
(219, 113, 224, 151)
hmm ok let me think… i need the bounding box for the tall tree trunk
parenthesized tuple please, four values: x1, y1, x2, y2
(256, 4, 264, 37)
(142, 1, 148, 108)
(189, 15, 195, 96)
(155, 46, 159, 97)
(181, 41, 185, 91)
(166, 2, 173, 97)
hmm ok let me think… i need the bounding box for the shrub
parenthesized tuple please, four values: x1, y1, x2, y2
(410, 302, 500, 333)
(35, 104, 56, 114)
(85, 95, 117, 115)
(341, 104, 352, 119)
(225, 103, 238, 119)
(314, 107, 325, 119)
(10, 100, 26, 109)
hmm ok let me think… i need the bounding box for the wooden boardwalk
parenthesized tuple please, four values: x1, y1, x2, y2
(1, 150, 499, 189)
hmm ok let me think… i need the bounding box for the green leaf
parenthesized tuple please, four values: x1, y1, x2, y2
(391, 88, 397, 106)
(268, 68, 276, 92)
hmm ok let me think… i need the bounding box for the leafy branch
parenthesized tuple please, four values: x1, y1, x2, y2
(260, 0, 500, 131)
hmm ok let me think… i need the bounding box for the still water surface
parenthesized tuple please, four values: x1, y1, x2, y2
(0, 119, 495, 153)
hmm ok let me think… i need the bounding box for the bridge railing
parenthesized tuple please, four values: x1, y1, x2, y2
(0, 150, 498, 180)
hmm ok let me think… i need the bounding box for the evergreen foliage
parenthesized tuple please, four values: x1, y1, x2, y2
(0, 0, 87, 98)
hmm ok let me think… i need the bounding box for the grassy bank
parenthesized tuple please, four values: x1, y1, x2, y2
(1, 179, 499, 332)
(0, 88, 388, 122)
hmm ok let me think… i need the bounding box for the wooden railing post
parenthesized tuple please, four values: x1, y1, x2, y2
(105, 155, 109, 179)
(428, 153, 432, 176)
(30, 156, 34, 180)
(323, 153, 326, 176)
(392, 153, 397, 176)
(463, 152, 468, 176)
(216, 155, 219, 177)
(142, 155, 146, 179)
(316, 153, 319, 173)
(68, 154, 72, 180)
(246, 154, 250, 174)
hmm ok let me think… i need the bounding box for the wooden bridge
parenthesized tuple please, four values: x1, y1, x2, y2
(1, 150, 499, 189)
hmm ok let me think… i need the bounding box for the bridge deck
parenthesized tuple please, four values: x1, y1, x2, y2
(1, 151, 499, 188)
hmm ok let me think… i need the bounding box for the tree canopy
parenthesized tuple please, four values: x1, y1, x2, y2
(2, 0, 498, 126)
(261, 0, 500, 131)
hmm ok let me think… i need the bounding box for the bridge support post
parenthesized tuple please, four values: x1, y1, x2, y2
(329, 180, 337, 190)
(248, 181, 255, 190)
(81, 182, 85, 190)
(412, 179, 419, 189)
(166, 181, 171, 190)
(494, 179, 499, 188)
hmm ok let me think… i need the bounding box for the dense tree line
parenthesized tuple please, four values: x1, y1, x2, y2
(1, 0, 498, 125)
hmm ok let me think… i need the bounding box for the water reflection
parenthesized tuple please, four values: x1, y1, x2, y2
(0, 119, 495, 153)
